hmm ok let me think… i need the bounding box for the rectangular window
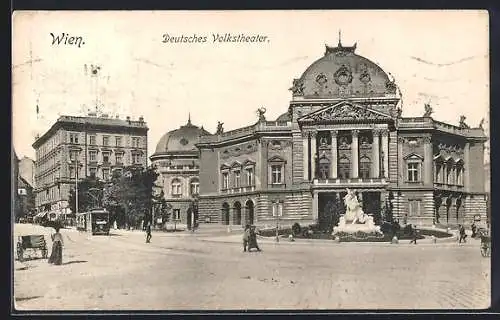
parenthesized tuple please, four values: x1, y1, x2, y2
(132, 137, 140, 148)
(103, 136, 110, 146)
(173, 209, 181, 220)
(359, 162, 370, 179)
(89, 135, 96, 145)
(190, 181, 199, 196)
(408, 199, 422, 217)
(89, 167, 97, 177)
(102, 152, 110, 163)
(338, 162, 350, 180)
(234, 170, 241, 188)
(132, 153, 140, 164)
(102, 168, 110, 181)
(89, 150, 98, 162)
(115, 153, 123, 164)
(69, 133, 79, 144)
(271, 165, 283, 184)
(272, 201, 284, 217)
(115, 136, 122, 147)
(246, 168, 254, 186)
(407, 163, 419, 182)
(69, 150, 78, 161)
(69, 166, 75, 179)
(222, 172, 229, 189)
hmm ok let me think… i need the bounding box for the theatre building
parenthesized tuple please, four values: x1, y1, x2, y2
(194, 41, 488, 229)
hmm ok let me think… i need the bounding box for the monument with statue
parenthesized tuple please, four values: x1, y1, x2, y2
(332, 188, 384, 241)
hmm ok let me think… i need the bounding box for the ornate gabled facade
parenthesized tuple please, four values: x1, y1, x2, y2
(192, 40, 488, 230)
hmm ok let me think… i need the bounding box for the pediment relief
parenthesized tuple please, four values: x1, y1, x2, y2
(298, 101, 392, 123)
(403, 152, 424, 161)
(268, 155, 286, 163)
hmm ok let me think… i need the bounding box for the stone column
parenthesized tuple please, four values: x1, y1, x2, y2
(330, 130, 338, 179)
(423, 136, 433, 185)
(351, 130, 359, 178)
(372, 129, 380, 178)
(302, 131, 309, 181)
(381, 130, 389, 179)
(463, 142, 471, 192)
(311, 131, 317, 179)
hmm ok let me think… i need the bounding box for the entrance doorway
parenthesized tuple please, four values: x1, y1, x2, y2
(361, 192, 381, 224)
(222, 202, 230, 225)
(233, 201, 242, 225)
(318, 192, 340, 231)
(245, 200, 254, 225)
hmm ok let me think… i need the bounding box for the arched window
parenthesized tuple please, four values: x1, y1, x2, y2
(190, 178, 199, 196)
(171, 178, 182, 197)
(338, 156, 350, 180)
(359, 156, 371, 179)
(318, 157, 330, 179)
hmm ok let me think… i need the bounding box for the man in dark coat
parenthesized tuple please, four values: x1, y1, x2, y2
(145, 222, 152, 243)
(247, 226, 262, 252)
(242, 224, 250, 252)
(409, 225, 418, 244)
(458, 224, 467, 243)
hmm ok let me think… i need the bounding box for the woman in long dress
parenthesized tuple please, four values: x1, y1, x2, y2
(48, 226, 64, 265)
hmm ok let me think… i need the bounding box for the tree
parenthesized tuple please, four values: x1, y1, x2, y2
(102, 165, 159, 229)
(68, 176, 105, 214)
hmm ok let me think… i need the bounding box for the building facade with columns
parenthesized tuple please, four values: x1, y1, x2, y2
(195, 41, 488, 229)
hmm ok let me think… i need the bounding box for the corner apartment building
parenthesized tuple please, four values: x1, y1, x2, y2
(32, 113, 148, 217)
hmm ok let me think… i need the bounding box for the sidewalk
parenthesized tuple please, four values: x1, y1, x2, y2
(199, 232, 478, 246)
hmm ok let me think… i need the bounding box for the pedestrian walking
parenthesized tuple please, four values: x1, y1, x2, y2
(409, 225, 418, 245)
(242, 224, 250, 252)
(48, 226, 64, 265)
(458, 224, 467, 243)
(471, 222, 477, 238)
(146, 222, 152, 243)
(247, 225, 262, 252)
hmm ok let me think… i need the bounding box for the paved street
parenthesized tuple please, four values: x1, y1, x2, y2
(13, 223, 490, 310)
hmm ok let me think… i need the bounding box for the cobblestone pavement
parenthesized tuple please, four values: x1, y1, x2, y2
(13, 224, 490, 311)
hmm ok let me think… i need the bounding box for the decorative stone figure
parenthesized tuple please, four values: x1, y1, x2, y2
(332, 188, 384, 240)
(479, 118, 485, 129)
(459, 115, 470, 129)
(290, 79, 305, 96)
(423, 103, 433, 117)
(343, 188, 367, 224)
(216, 121, 224, 134)
(257, 107, 267, 122)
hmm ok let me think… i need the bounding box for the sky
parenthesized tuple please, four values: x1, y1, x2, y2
(12, 10, 489, 161)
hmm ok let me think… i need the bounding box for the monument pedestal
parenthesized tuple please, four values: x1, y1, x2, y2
(332, 215, 384, 241)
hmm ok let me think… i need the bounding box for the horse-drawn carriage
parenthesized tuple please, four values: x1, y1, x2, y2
(479, 229, 491, 257)
(17, 235, 48, 262)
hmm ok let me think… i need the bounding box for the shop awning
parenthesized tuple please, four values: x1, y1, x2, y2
(35, 211, 47, 218)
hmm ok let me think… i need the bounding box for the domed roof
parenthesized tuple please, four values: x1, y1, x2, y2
(290, 41, 397, 99)
(154, 118, 211, 154)
(276, 111, 292, 122)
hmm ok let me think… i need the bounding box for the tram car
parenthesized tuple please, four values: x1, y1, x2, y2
(76, 209, 111, 235)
